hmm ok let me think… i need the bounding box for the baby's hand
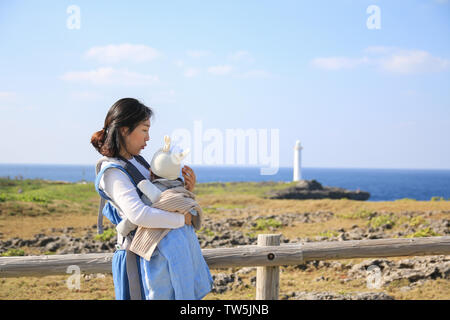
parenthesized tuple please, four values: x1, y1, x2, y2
(184, 212, 192, 225)
(149, 169, 155, 181)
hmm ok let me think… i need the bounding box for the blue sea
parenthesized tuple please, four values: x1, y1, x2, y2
(0, 164, 449, 202)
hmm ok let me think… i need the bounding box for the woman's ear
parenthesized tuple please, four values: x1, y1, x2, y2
(120, 127, 129, 136)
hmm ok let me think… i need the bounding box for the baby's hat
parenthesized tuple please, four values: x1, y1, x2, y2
(150, 135, 190, 180)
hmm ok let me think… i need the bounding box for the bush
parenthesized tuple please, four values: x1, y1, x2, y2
(339, 208, 376, 220)
(1, 249, 25, 256)
(198, 227, 215, 237)
(368, 214, 396, 229)
(94, 228, 116, 242)
(408, 216, 427, 228)
(252, 218, 282, 230)
(406, 227, 441, 238)
(318, 230, 339, 238)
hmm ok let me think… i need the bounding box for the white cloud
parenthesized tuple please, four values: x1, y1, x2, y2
(184, 67, 199, 78)
(0, 91, 16, 99)
(312, 48, 449, 74)
(186, 50, 210, 58)
(85, 44, 161, 63)
(61, 67, 159, 86)
(311, 56, 369, 70)
(229, 50, 254, 62)
(380, 50, 450, 74)
(207, 65, 233, 75)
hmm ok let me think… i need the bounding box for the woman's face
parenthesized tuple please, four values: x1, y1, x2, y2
(121, 119, 150, 157)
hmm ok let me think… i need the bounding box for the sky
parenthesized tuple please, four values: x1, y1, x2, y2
(0, 0, 449, 170)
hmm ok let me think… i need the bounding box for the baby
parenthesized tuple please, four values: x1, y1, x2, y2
(116, 135, 202, 260)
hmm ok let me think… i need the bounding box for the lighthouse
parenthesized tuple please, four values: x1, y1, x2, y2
(293, 140, 303, 181)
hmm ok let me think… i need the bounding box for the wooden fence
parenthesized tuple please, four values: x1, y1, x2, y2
(1, 235, 449, 299)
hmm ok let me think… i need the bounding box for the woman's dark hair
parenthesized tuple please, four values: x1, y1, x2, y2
(91, 98, 153, 157)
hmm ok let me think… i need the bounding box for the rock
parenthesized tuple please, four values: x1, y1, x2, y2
(281, 291, 394, 300)
(295, 179, 323, 190)
(38, 237, 57, 247)
(63, 227, 74, 233)
(211, 271, 245, 294)
(236, 267, 256, 275)
(347, 255, 450, 288)
(266, 180, 370, 201)
(45, 241, 60, 252)
(315, 276, 328, 282)
(83, 273, 107, 281)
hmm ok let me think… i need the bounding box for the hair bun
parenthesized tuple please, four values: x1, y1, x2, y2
(90, 129, 107, 153)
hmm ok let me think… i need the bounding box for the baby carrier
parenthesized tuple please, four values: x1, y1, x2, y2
(94, 155, 151, 300)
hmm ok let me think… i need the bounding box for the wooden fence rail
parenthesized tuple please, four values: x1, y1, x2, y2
(1, 235, 449, 299)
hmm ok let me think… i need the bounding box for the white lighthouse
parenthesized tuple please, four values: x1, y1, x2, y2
(293, 140, 303, 181)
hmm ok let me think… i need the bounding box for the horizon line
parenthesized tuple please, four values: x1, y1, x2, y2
(0, 162, 449, 171)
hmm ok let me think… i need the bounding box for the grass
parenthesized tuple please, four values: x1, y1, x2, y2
(406, 227, 442, 238)
(0, 178, 449, 300)
(251, 218, 282, 231)
(430, 196, 446, 201)
(318, 230, 340, 238)
(199, 227, 216, 237)
(367, 214, 397, 229)
(1, 248, 25, 257)
(194, 181, 298, 198)
(337, 208, 376, 220)
(94, 228, 116, 242)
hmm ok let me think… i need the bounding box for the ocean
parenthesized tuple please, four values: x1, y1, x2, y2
(0, 164, 449, 202)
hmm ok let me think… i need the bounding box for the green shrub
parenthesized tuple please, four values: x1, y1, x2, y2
(339, 208, 376, 220)
(430, 196, 445, 202)
(406, 227, 441, 238)
(203, 207, 219, 214)
(318, 230, 339, 238)
(19, 194, 50, 204)
(94, 228, 116, 242)
(252, 218, 282, 230)
(408, 216, 427, 228)
(368, 214, 396, 229)
(1, 248, 25, 256)
(198, 227, 215, 237)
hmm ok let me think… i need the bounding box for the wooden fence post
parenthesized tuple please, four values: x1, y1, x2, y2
(256, 234, 281, 300)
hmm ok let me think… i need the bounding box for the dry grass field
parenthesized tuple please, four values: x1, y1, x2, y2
(0, 179, 449, 300)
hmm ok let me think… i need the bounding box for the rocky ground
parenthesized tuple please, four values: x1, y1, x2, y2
(1, 209, 448, 300)
(266, 179, 370, 201)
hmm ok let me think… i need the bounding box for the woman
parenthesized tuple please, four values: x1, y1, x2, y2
(91, 98, 213, 300)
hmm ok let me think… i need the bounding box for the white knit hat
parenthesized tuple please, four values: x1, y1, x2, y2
(150, 135, 190, 180)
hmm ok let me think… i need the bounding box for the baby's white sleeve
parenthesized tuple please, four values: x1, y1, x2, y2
(100, 167, 185, 229)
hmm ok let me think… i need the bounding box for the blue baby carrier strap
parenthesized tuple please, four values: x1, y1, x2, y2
(95, 163, 133, 229)
(95, 155, 151, 234)
(94, 155, 151, 300)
